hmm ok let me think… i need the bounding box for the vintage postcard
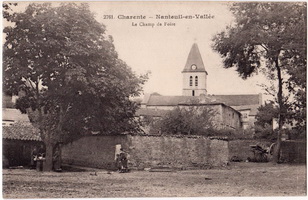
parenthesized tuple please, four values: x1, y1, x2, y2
(2, 1, 307, 198)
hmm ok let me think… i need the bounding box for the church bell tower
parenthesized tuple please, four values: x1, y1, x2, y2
(182, 43, 208, 96)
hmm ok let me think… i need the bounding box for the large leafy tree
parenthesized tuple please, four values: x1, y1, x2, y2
(158, 104, 215, 135)
(3, 3, 147, 171)
(212, 2, 306, 162)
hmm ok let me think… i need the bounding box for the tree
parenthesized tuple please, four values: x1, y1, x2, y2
(254, 102, 279, 140)
(255, 102, 279, 128)
(158, 103, 215, 135)
(212, 2, 306, 162)
(3, 3, 147, 171)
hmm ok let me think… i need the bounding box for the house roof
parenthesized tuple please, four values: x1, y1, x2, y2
(145, 94, 260, 107)
(143, 94, 260, 116)
(207, 94, 261, 106)
(3, 108, 30, 122)
(3, 95, 15, 108)
(3, 121, 41, 141)
(136, 108, 169, 117)
(146, 95, 221, 106)
(140, 96, 241, 116)
(182, 43, 207, 73)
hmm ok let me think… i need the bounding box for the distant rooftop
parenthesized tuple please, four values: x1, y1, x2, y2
(208, 94, 261, 107)
(144, 94, 261, 107)
(3, 108, 30, 122)
(136, 108, 169, 117)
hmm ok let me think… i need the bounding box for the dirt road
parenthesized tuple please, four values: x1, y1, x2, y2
(2, 162, 306, 198)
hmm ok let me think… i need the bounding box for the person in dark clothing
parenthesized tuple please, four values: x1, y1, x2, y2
(37, 145, 45, 158)
(118, 148, 128, 173)
(31, 147, 38, 169)
(115, 154, 122, 171)
(52, 144, 62, 172)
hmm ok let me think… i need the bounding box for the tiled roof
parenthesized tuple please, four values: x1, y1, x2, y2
(141, 93, 152, 105)
(145, 94, 260, 107)
(146, 95, 220, 106)
(207, 94, 261, 106)
(3, 121, 42, 141)
(182, 43, 207, 73)
(136, 108, 169, 117)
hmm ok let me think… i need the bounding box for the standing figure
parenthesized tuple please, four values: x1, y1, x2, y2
(31, 146, 38, 169)
(53, 144, 62, 172)
(115, 154, 122, 172)
(119, 148, 128, 173)
(36, 144, 45, 171)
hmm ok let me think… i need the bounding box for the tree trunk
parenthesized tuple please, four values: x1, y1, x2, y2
(43, 142, 53, 171)
(273, 58, 283, 163)
(43, 136, 54, 172)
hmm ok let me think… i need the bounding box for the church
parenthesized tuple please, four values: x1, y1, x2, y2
(138, 43, 262, 131)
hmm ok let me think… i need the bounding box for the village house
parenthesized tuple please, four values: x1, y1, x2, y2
(2, 95, 42, 167)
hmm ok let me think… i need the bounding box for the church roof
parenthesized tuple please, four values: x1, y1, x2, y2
(140, 95, 242, 116)
(146, 95, 218, 106)
(145, 94, 261, 107)
(136, 108, 169, 117)
(182, 43, 207, 73)
(208, 94, 261, 106)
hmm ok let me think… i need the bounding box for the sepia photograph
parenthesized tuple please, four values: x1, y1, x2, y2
(2, 1, 307, 198)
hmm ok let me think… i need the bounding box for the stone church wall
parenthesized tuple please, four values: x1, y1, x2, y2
(62, 135, 229, 169)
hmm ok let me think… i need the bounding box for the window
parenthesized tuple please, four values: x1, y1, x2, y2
(195, 76, 198, 86)
(192, 90, 195, 96)
(189, 76, 193, 86)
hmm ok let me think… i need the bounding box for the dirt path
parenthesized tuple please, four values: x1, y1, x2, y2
(3, 163, 306, 198)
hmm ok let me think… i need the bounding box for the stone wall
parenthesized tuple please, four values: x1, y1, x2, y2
(228, 139, 306, 163)
(62, 135, 229, 169)
(280, 140, 306, 163)
(228, 139, 271, 161)
(62, 135, 128, 169)
(127, 135, 212, 169)
(209, 139, 229, 166)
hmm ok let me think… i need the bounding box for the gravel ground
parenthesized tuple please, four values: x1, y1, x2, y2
(2, 162, 306, 198)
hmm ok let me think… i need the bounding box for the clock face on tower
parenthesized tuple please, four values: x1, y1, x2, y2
(191, 64, 197, 70)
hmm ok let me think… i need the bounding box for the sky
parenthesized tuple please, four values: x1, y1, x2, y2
(87, 1, 271, 100)
(4, 1, 273, 101)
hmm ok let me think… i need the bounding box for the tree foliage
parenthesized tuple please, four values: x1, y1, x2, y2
(212, 2, 306, 162)
(255, 102, 279, 128)
(158, 104, 215, 135)
(3, 3, 147, 170)
(254, 102, 278, 141)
